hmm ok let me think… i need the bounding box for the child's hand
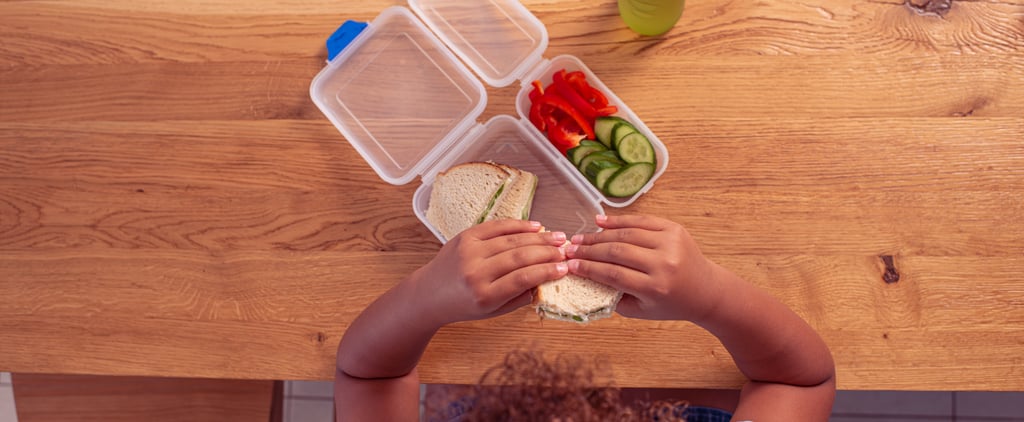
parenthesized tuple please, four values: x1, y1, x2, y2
(411, 219, 568, 326)
(565, 215, 722, 322)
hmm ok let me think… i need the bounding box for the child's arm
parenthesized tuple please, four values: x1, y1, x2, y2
(694, 264, 836, 420)
(567, 214, 836, 421)
(334, 220, 568, 421)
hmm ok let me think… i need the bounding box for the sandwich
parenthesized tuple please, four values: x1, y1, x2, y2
(425, 161, 538, 241)
(486, 163, 538, 222)
(533, 241, 623, 323)
(425, 161, 620, 323)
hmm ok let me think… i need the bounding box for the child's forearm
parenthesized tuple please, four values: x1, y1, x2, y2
(694, 263, 835, 387)
(336, 273, 443, 379)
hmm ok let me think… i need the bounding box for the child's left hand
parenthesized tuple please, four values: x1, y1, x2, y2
(408, 219, 568, 326)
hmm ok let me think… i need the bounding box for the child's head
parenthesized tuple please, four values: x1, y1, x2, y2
(427, 350, 688, 421)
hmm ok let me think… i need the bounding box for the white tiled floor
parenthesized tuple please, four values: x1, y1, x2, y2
(956, 391, 1024, 418)
(285, 383, 1024, 422)
(4, 376, 1023, 421)
(284, 381, 334, 422)
(285, 398, 334, 422)
(287, 380, 334, 399)
(832, 390, 953, 417)
(829, 417, 951, 422)
(830, 391, 1024, 421)
(0, 372, 16, 422)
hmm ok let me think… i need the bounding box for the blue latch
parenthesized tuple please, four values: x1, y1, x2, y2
(326, 20, 369, 61)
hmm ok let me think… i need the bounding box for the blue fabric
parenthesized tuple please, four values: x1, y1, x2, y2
(679, 405, 734, 422)
(431, 400, 733, 421)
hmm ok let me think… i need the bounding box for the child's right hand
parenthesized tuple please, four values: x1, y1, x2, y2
(410, 219, 568, 326)
(565, 214, 724, 322)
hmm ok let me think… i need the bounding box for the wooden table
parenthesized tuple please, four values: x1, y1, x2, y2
(1, 0, 1022, 391)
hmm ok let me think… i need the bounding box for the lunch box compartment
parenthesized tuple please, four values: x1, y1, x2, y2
(310, 0, 668, 242)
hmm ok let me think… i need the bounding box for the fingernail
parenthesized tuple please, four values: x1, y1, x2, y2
(570, 234, 583, 244)
(551, 231, 566, 243)
(555, 262, 568, 275)
(564, 244, 578, 256)
(567, 259, 580, 272)
(596, 214, 607, 223)
(529, 221, 542, 229)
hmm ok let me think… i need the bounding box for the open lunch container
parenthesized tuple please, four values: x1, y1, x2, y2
(310, 0, 668, 242)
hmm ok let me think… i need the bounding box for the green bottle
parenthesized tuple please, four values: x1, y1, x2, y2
(618, 0, 685, 36)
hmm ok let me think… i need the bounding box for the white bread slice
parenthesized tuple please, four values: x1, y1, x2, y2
(485, 164, 538, 222)
(426, 162, 511, 241)
(534, 241, 623, 323)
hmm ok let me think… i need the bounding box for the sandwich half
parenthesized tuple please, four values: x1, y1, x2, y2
(484, 164, 538, 222)
(426, 162, 512, 241)
(534, 241, 623, 323)
(425, 161, 538, 242)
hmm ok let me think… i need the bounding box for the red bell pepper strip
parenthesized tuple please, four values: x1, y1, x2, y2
(528, 69, 621, 155)
(528, 80, 545, 103)
(596, 105, 619, 115)
(551, 80, 598, 123)
(547, 115, 587, 155)
(528, 97, 546, 131)
(535, 93, 595, 139)
(565, 71, 612, 111)
(551, 69, 568, 86)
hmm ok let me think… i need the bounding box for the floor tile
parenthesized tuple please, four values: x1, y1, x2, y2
(0, 373, 9, 385)
(287, 380, 334, 398)
(285, 398, 333, 422)
(831, 390, 952, 417)
(419, 384, 426, 420)
(955, 391, 1024, 418)
(957, 419, 1024, 422)
(829, 417, 950, 422)
(0, 385, 17, 422)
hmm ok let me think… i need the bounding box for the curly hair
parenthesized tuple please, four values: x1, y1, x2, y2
(426, 350, 688, 422)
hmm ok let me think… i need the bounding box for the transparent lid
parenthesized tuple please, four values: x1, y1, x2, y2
(310, 2, 549, 185)
(412, 116, 603, 243)
(409, 0, 548, 88)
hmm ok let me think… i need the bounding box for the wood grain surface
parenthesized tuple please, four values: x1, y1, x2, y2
(1, 0, 1023, 390)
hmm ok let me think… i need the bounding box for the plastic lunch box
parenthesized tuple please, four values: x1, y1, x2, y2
(310, 0, 669, 243)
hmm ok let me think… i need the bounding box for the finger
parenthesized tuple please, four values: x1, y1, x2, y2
(488, 261, 568, 302)
(490, 289, 535, 317)
(464, 219, 543, 241)
(483, 243, 565, 281)
(480, 230, 567, 257)
(570, 227, 661, 250)
(597, 214, 672, 231)
(565, 242, 656, 273)
(567, 258, 647, 296)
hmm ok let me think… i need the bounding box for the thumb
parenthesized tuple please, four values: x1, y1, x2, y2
(491, 290, 535, 317)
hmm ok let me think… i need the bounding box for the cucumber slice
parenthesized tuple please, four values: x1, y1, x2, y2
(615, 132, 656, 164)
(520, 175, 538, 220)
(577, 150, 620, 176)
(611, 122, 637, 150)
(604, 163, 655, 197)
(595, 117, 629, 148)
(567, 143, 607, 167)
(475, 184, 505, 223)
(579, 140, 606, 149)
(584, 157, 623, 181)
(593, 164, 623, 190)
